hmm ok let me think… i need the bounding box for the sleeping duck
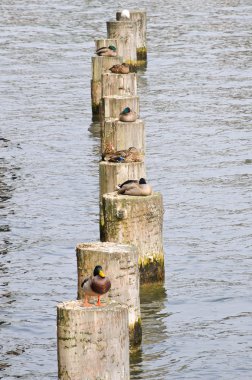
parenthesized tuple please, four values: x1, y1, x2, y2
(117, 178, 152, 196)
(96, 45, 117, 57)
(119, 107, 137, 122)
(109, 63, 130, 74)
(103, 146, 143, 163)
(81, 265, 111, 307)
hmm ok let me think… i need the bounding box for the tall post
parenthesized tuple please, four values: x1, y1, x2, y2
(116, 10, 147, 63)
(101, 192, 165, 283)
(76, 242, 142, 345)
(107, 21, 138, 68)
(91, 39, 122, 120)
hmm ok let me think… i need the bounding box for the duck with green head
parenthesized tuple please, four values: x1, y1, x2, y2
(81, 265, 111, 307)
(119, 107, 137, 122)
(96, 45, 117, 57)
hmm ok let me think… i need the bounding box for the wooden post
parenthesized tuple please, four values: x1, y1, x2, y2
(76, 242, 142, 345)
(101, 118, 145, 154)
(116, 10, 147, 63)
(57, 300, 129, 380)
(100, 95, 140, 127)
(99, 161, 146, 200)
(107, 21, 138, 68)
(101, 192, 164, 284)
(102, 72, 137, 97)
(91, 54, 123, 119)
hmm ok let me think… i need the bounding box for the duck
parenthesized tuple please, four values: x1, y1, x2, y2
(103, 146, 143, 163)
(81, 265, 111, 307)
(96, 45, 117, 57)
(117, 178, 153, 196)
(119, 107, 137, 122)
(120, 9, 130, 20)
(109, 63, 130, 74)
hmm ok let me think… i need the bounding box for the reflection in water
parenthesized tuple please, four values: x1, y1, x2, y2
(88, 121, 102, 139)
(131, 284, 170, 379)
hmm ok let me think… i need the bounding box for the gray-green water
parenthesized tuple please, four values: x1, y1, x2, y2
(1, 0, 252, 379)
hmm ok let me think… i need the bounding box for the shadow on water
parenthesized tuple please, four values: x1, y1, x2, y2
(130, 283, 171, 379)
(88, 121, 101, 139)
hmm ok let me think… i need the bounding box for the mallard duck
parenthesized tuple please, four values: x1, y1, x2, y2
(103, 146, 143, 163)
(109, 63, 130, 74)
(96, 45, 117, 57)
(117, 178, 152, 196)
(81, 265, 111, 307)
(119, 107, 137, 122)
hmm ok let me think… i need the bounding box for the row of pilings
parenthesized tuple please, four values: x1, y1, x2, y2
(57, 10, 165, 380)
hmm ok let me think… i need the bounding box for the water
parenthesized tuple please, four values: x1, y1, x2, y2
(1, 0, 252, 378)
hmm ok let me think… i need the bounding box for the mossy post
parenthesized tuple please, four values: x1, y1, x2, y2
(101, 192, 164, 284)
(102, 72, 137, 98)
(101, 118, 145, 154)
(76, 242, 142, 346)
(116, 10, 147, 63)
(57, 300, 129, 380)
(107, 21, 138, 69)
(100, 95, 140, 128)
(91, 39, 122, 120)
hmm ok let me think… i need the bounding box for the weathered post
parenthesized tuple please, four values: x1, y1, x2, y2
(101, 118, 145, 154)
(116, 10, 147, 63)
(101, 192, 164, 283)
(57, 300, 129, 380)
(91, 39, 122, 120)
(102, 72, 137, 97)
(76, 242, 142, 345)
(107, 21, 138, 68)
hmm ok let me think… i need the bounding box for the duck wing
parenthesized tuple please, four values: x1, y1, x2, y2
(117, 179, 138, 188)
(96, 46, 107, 55)
(117, 182, 139, 194)
(81, 275, 91, 288)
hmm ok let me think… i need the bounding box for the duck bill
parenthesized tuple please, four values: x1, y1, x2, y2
(99, 270, 105, 278)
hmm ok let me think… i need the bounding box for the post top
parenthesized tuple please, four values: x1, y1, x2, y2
(103, 191, 163, 200)
(57, 299, 128, 312)
(76, 241, 137, 254)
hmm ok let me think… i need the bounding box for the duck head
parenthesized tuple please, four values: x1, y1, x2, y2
(139, 178, 147, 184)
(121, 107, 131, 114)
(93, 265, 105, 278)
(108, 45, 116, 51)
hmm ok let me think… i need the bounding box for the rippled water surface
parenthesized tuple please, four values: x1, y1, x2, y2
(1, 0, 252, 379)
